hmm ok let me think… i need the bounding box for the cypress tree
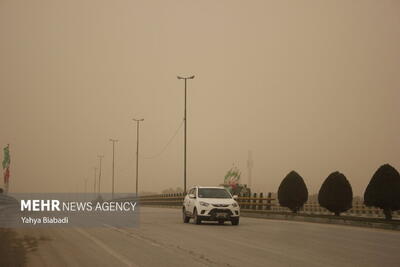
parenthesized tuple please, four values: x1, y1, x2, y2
(364, 164, 400, 220)
(278, 171, 308, 213)
(318, 171, 353, 216)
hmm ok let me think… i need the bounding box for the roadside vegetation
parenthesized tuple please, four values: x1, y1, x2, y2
(318, 172, 353, 216)
(364, 164, 400, 220)
(277, 164, 400, 220)
(277, 171, 308, 213)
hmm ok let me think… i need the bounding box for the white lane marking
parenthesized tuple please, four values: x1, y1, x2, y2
(103, 224, 161, 247)
(75, 228, 137, 267)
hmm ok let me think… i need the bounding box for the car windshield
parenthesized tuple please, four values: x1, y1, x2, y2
(198, 188, 231, 199)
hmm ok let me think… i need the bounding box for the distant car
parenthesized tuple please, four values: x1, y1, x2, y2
(182, 186, 240, 225)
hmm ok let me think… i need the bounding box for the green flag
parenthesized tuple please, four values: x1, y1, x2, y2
(2, 145, 10, 169)
(224, 166, 241, 184)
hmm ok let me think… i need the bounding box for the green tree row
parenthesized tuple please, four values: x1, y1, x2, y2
(277, 164, 400, 220)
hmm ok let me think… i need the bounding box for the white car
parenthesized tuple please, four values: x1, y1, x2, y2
(182, 186, 240, 225)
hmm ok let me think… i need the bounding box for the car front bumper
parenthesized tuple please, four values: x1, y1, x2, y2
(197, 206, 240, 220)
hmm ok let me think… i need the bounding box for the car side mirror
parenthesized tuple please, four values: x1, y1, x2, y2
(189, 194, 196, 199)
(233, 195, 238, 200)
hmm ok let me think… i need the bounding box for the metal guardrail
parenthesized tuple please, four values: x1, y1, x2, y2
(0, 194, 18, 205)
(138, 192, 275, 210)
(137, 192, 400, 218)
(0, 195, 20, 216)
(0, 193, 398, 220)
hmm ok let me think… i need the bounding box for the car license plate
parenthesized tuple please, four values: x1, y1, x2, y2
(216, 213, 226, 217)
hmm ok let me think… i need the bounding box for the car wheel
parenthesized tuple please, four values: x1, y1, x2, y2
(182, 208, 190, 223)
(231, 218, 239, 225)
(193, 209, 202, 225)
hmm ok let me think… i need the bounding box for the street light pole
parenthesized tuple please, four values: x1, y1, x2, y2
(109, 139, 118, 199)
(84, 178, 88, 202)
(94, 167, 97, 195)
(177, 75, 195, 193)
(97, 155, 104, 195)
(133, 118, 144, 196)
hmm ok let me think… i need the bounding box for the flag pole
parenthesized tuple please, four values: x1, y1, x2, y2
(6, 144, 9, 194)
(3, 144, 10, 195)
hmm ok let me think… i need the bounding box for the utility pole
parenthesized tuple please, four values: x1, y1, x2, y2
(94, 167, 98, 195)
(109, 139, 118, 199)
(247, 150, 253, 190)
(97, 155, 104, 195)
(84, 178, 87, 202)
(177, 75, 195, 193)
(132, 118, 144, 196)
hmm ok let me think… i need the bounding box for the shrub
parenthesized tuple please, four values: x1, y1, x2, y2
(318, 171, 353, 216)
(278, 171, 308, 213)
(364, 164, 400, 220)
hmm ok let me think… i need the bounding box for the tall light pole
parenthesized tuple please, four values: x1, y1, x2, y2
(84, 178, 88, 201)
(94, 167, 98, 195)
(133, 118, 144, 196)
(97, 155, 104, 195)
(247, 150, 253, 189)
(177, 75, 195, 193)
(109, 139, 118, 199)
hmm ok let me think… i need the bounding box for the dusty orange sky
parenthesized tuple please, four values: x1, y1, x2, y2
(0, 0, 399, 196)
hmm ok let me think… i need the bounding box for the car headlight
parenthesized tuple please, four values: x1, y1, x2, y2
(232, 202, 238, 207)
(199, 201, 209, 207)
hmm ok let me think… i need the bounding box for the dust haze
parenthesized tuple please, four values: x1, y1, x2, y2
(0, 0, 399, 196)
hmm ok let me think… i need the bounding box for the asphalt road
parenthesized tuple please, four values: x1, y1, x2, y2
(16, 207, 400, 267)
